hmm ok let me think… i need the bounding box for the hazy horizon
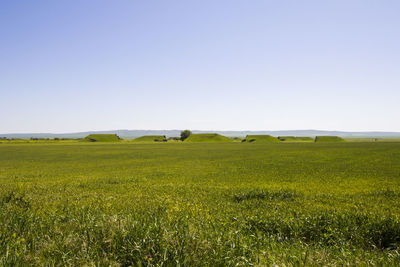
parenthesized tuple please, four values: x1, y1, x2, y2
(2, 129, 400, 139)
(3, 128, 400, 135)
(1, 1, 399, 132)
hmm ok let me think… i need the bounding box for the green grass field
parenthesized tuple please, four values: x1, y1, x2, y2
(1, 142, 400, 265)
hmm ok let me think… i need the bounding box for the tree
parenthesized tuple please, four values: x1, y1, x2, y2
(180, 130, 192, 141)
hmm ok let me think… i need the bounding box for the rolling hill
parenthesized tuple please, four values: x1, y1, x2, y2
(133, 135, 167, 142)
(83, 134, 121, 142)
(243, 135, 279, 143)
(278, 136, 314, 142)
(184, 133, 232, 142)
(315, 136, 345, 142)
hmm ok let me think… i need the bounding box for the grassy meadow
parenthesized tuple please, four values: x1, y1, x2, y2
(1, 141, 400, 265)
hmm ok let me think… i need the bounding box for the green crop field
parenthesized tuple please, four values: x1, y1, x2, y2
(1, 142, 400, 265)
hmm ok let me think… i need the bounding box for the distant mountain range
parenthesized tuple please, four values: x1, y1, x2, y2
(1, 129, 400, 139)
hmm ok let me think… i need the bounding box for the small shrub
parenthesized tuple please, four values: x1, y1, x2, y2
(180, 130, 192, 141)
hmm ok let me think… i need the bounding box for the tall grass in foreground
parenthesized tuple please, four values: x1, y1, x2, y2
(0, 142, 400, 265)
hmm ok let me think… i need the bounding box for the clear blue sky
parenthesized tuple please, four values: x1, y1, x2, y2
(1, 0, 399, 133)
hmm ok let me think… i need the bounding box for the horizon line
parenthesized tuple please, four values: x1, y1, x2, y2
(2, 129, 400, 135)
